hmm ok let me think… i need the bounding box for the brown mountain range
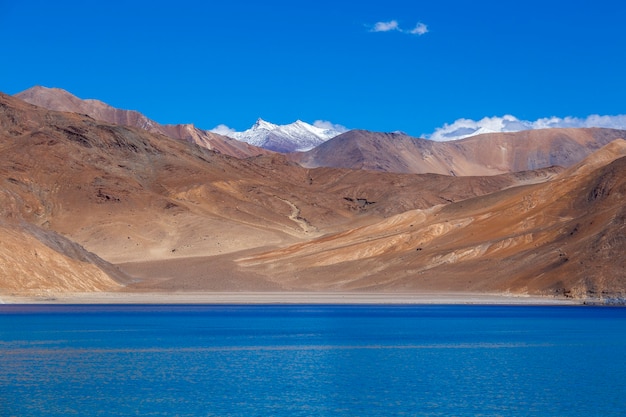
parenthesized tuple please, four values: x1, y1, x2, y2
(17, 86, 626, 178)
(1, 91, 625, 300)
(15, 86, 269, 159)
(242, 140, 626, 297)
(292, 128, 626, 176)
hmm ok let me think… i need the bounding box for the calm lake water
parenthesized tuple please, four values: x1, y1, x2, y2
(1, 304, 625, 416)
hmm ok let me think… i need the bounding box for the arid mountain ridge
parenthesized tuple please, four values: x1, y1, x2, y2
(243, 141, 626, 297)
(15, 86, 270, 159)
(294, 128, 626, 176)
(1, 89, 625, 300)
(17, 86, 626, 176)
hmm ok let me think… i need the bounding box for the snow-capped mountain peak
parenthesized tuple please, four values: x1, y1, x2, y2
(224, 119, 347, 153)
(251, 118, 278, 131)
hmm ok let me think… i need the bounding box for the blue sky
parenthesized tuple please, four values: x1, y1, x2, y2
(1, 0, 625, 137)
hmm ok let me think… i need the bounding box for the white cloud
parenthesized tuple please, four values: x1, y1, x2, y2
(426, 114, 626, 142)
(533, 114, 626, 130)
(371, 20, 428, 35)
(210, 124, 236, 136)
(372, 20, 400, 32)
(313, 120, 348, 132)
(409, 22, 428, 35)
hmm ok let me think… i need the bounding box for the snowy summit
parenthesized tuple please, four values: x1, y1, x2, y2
(219, 119, 346, 153)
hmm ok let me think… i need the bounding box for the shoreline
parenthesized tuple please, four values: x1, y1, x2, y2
(0, 291, 580, 305)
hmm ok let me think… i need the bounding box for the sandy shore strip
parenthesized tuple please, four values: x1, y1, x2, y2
(0, 291, 579, 305)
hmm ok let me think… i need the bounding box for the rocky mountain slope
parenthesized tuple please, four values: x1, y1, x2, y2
(293, 128, 626, 175)
(243, 140, 626, 297)
(16, 86, 342, 155)
(15, 86, 269, 158)
(1, 92, 533, 294)
(1, 91, 624, 299)
(0, 220, 132, 293)
(18, 86, 626, 179)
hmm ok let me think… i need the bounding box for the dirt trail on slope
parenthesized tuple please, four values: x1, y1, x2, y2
(275, 196, 317, 234)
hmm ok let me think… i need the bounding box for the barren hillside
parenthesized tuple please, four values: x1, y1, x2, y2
(293, 128, 626, 175)
(243, 140, 626, 298)
(15, 86, 269, 158)
(2, 92, 550, 295)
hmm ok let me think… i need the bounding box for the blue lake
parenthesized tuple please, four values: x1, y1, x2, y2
(1, 304, 625, 416)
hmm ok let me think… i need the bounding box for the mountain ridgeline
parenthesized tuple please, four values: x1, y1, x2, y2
(292, 128, 626, 176)
(16, 86, 626, 176)
(1, 87, 626, 300)
(15, 86, 270, 159)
